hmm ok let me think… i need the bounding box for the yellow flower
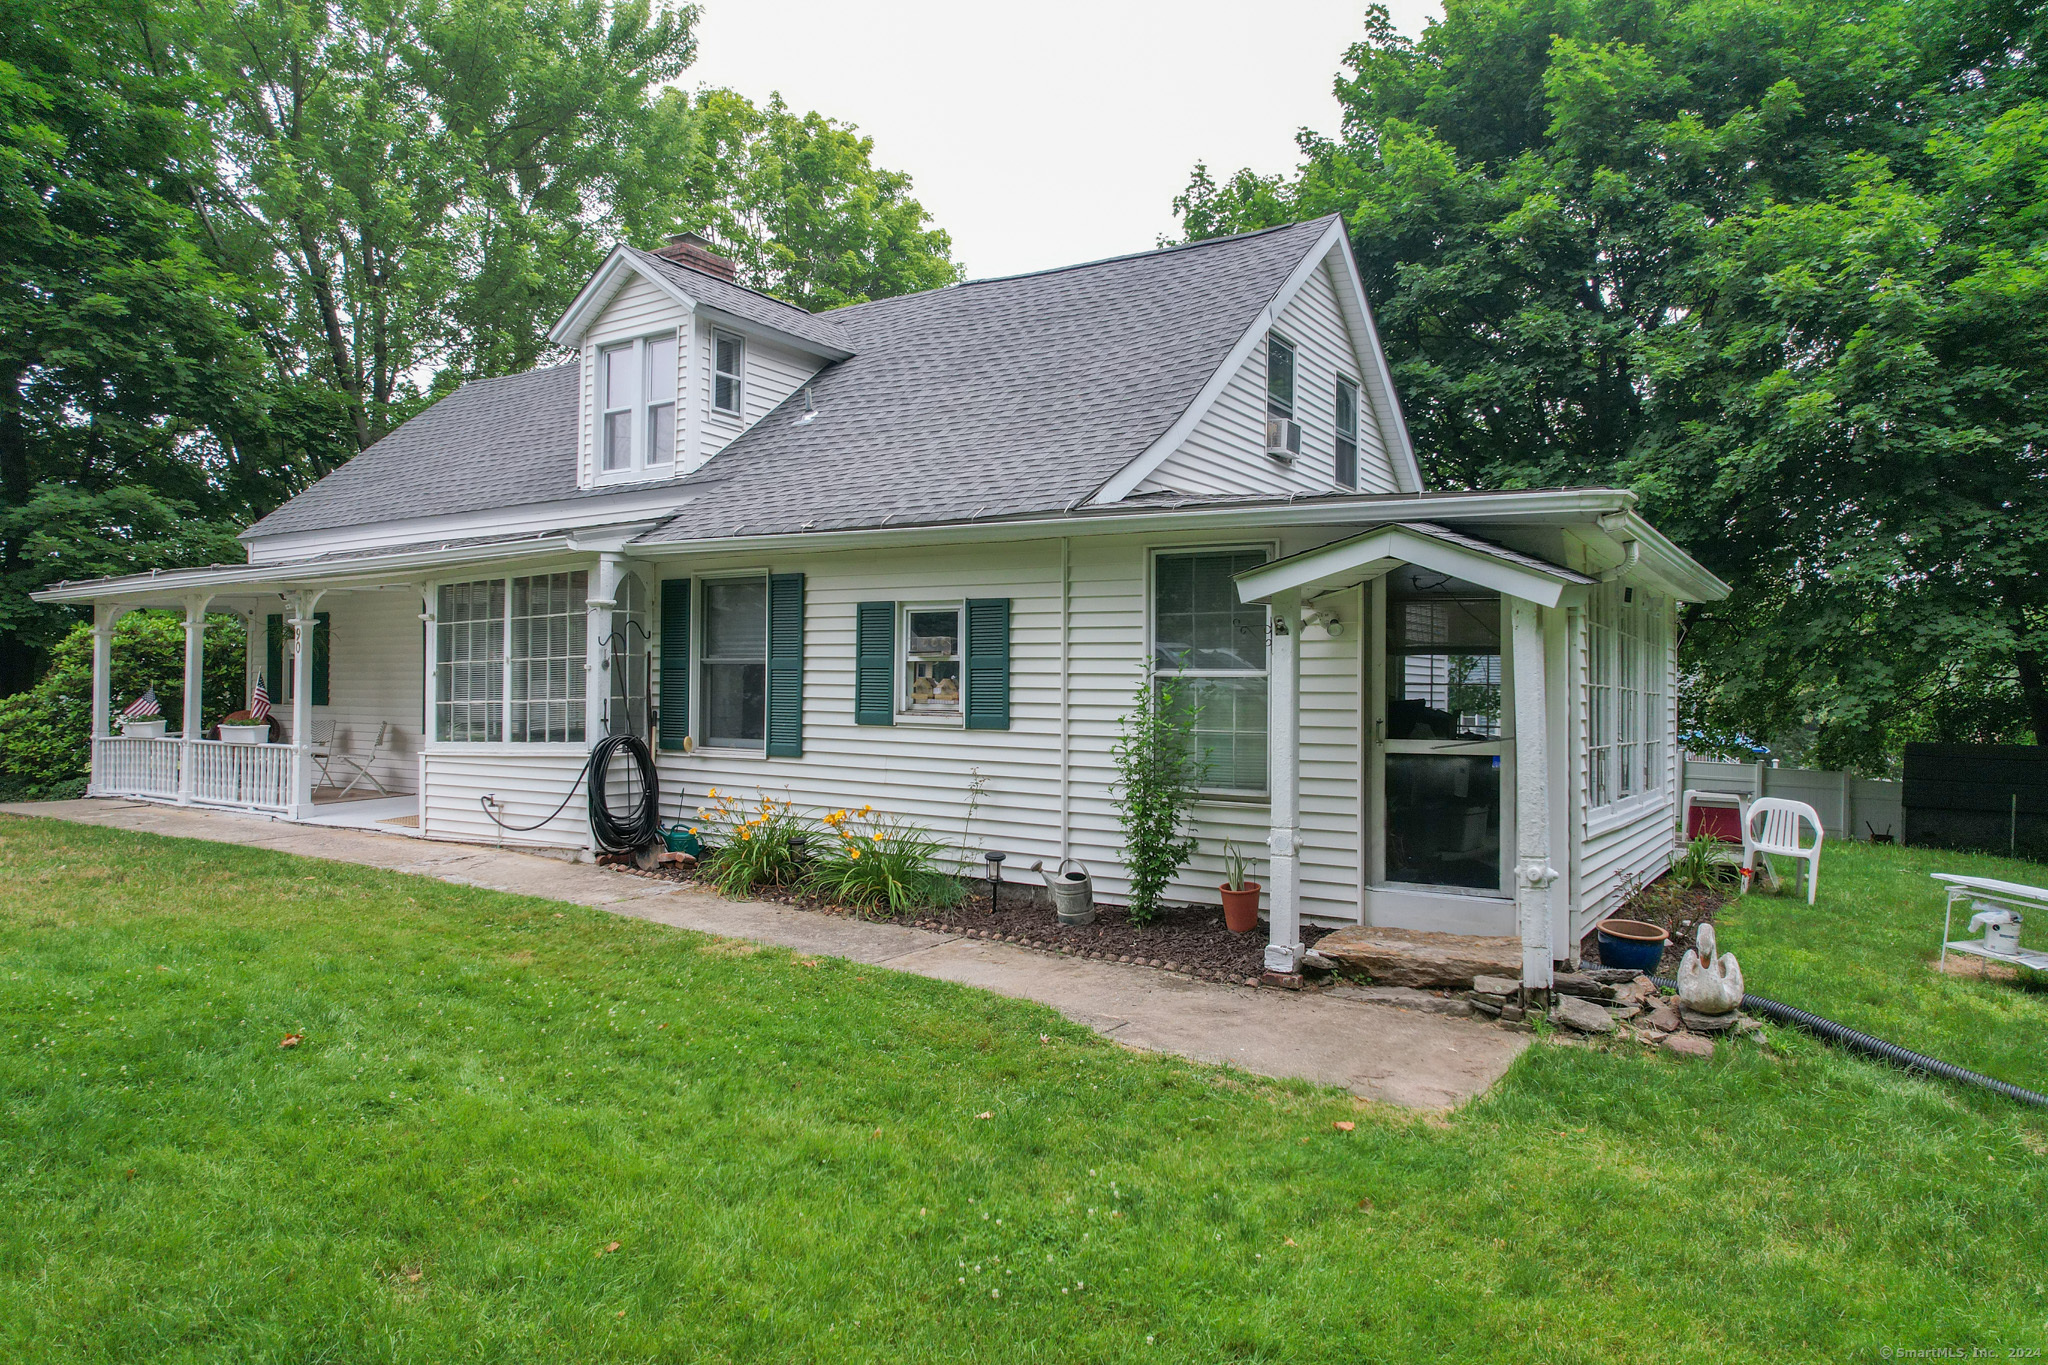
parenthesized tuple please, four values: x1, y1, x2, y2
(872, 832, 885, 843)
(707, 788, 719, 799)
(688, 827, 698, 835)
(739, 830, 752, 841)
(848, 848, 862, 860)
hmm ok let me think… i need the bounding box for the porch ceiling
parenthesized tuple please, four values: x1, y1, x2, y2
(1233, 521, 1594, 609)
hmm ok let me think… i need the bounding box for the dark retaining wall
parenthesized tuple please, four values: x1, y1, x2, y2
(1902, 743, 2048, 858)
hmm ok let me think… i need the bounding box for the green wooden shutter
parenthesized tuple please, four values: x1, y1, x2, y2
(766, 573, 805, 757)
(964, 597, 1011, 731)
(265, 615, 283, 699)
(658, 578, 691, 751)
(855, 602, 896, 725)
(311, 610, 331, 706)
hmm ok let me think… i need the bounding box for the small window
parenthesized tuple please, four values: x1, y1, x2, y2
(714, 331, 745, 416)
(701, 576, 766, 749)
(1266, 335, 1295, 419)
(644, 334, 675, 466)
(902, 605, 961, 715)
(600, 344, 634, 471)
(1334, 377, 1359, 489)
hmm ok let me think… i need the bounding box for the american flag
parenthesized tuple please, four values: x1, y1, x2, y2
(119, 688, 161, 721)
(250, 673, 270, 721)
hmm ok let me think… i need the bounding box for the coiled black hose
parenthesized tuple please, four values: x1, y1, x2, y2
(586, 732, 661, 853)
(1651, 976, 2048, 1108)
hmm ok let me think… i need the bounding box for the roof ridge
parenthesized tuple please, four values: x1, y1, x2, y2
(631, 248, 846, 326)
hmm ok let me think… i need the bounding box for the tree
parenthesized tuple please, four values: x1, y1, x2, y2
(1176, 0, 2048, 766)
(647, 88, 960, 310)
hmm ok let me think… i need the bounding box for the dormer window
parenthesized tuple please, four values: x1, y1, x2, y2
(599, 332, 677, 476)
(714, 330, 745, 417)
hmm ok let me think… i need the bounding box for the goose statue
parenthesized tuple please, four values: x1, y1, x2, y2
(1677, 923, 1744, 1015)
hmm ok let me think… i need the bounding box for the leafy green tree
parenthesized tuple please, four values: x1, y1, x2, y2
(648, 88, 959, 309)
(1177, 0, 2048, 766)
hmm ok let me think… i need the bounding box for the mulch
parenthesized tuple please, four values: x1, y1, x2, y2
(1593, 879, 1732, 973)
(602, 859, 1328, 985)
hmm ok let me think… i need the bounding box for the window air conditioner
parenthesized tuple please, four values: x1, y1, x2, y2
(1266, 417, 1302, 461)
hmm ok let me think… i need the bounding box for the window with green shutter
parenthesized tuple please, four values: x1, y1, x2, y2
(855, 601, 896, 725)
(963, 598, 1010, 731)
(311, 611, 330, 706)
(265, 615, 283, 700)
(658, 579, 691, 750)
(266, 611, 330, 704)
(765, 573, 804, 757)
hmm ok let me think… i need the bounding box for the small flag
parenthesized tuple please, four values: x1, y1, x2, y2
(250, 674, 270, 721)
(119, 688, 161, 721)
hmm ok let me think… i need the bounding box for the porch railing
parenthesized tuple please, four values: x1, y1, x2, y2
(90, 735, 183, 801)
(91, 734, 297, 812)
(186, 738, 295, 812)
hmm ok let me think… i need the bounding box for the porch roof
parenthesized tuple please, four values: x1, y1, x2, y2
(1233, 521, 1597, 609)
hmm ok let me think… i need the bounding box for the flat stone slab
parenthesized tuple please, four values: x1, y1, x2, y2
(1549, 995, 1616, 1034)
(2, 799, 1530, 1110)
(1314, 925, 1522, 990)
(1680, 1007, 1742, 1033)
(1663, 1032, 1716, 1058)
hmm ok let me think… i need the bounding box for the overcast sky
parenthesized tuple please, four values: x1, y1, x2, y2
(683, 1, 1444, 281)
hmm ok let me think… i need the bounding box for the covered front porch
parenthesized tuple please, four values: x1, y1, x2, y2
(1236, 522, 1594, 991)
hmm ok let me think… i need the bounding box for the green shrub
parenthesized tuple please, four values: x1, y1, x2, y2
(1670, 832, 1739, 890)
(694, 790, 810, 897)
(1112, 667, 1204, 924)
(0, 613, 247, 801)
(805, 806, 961, 914)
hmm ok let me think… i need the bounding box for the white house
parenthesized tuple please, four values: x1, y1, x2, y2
(35, 218, 1728, 986)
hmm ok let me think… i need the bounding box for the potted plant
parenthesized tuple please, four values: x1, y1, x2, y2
(118, 715, 167, 739)
(218, 710, 271, 744)
(1219, 837, 1261, 934)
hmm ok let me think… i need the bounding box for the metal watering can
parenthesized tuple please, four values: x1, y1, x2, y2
(1033, 858, 1095, 926)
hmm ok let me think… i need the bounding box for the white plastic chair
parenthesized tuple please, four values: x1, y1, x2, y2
(1741, 797, 1825, 904)
(311, 720, 391, 798)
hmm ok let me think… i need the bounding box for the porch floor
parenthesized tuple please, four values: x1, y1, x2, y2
(301, 793, 419, 833)
(1, 798, 1530, 1109)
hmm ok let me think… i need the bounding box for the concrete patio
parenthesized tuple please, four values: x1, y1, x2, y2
(1, 797, 1530, 1110)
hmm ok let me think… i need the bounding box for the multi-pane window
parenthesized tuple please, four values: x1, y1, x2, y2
(701, 577, 766, 749)
(601, 345, 634, 472)
(1154, 550, 1269, 794)
(1334, 377, 1360, 489)
(1585, 583, 1667, 810)
(1266, 335, 1295, 420)
(509, 572, 588, 743)
(598, 334, 677, 475)
(435, 573, 588, 743)
(435, 580, 505, 742)
(903, 605, 962, 715)
(713, 331, 745, 416)
(1388, 597, 1502, 739)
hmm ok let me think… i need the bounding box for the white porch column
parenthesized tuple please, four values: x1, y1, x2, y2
(176, 593, 213, 804)
(1510, 598, 1558, 992)
(88, 604, 126, 795)
(288, 590, 325, 819)
(1264, 588, 1304, 975)
(586, 554, 623, 745)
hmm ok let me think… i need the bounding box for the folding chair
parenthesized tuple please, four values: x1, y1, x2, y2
(312, 720, 391, 798)
(1741, 797, 1825, 905)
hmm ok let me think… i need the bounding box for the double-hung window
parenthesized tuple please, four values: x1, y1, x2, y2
(1334, 377, 1360, 489)
(1266, 333, 1301, 457)
(713, 330, 745, 417)
(1153, 550, 1270, 795)
(701, 576, 767, 749)
(1585, 583, 1667, 811)
(599, 333, 677, 476)
(435, 572, 587, 743)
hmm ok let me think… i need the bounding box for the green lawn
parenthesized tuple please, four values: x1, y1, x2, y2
(1, 816, 2042, 1363)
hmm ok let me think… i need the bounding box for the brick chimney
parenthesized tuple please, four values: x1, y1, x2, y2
(651, 231, 738, 282)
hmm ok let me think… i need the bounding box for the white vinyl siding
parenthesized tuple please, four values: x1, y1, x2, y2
(292, 588, 424, 796)
(1136, 260, 1400, 498)
(693, 320, 819, 466)
(578, 273, 688, 488)
(1571, 583, 1681, 934)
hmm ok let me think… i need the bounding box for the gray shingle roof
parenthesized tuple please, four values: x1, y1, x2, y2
(636, 217, 1338, 543)
(631, 250, 853, 355)
(244, 216, 1339, 544)
(244, 363, 583, 539)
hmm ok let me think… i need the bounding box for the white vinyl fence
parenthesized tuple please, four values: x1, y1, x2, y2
(1681, 759, 1903, 842)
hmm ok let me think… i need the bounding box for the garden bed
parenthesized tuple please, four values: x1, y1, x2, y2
(1594, 877, 1731, 973)
(610, 859, 1330, 985)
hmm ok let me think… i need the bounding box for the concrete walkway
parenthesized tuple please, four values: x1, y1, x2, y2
(2, 798, 1528, 1110)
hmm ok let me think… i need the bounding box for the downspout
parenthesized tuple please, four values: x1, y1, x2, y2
(1058, 536, 1072, 863)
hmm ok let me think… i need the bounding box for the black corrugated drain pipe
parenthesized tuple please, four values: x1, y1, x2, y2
(1650, 977, 2048, 1108)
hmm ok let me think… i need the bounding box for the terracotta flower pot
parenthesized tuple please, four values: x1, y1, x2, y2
(1220, 882, 1262, 934)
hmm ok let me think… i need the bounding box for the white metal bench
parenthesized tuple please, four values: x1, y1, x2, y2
(1935, 873, 2048, 973)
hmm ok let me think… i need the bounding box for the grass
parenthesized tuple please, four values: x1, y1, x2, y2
(0, 815, 2042, 1363)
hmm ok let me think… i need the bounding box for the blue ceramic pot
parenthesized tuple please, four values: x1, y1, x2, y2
(1595, 918, 1669, 971)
